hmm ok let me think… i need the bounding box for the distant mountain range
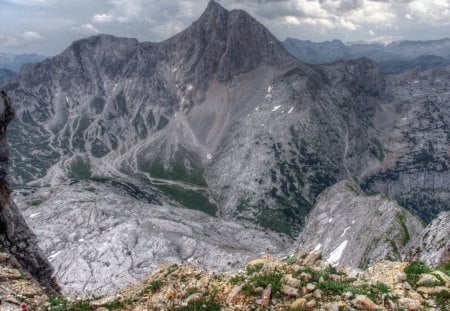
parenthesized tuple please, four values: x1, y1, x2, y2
(0, 52, 46, 72)
(283, 37, 450, 73)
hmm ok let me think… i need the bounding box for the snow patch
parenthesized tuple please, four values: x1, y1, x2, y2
(268, 86, 273, 93)
(171, 67, 178, 73)
(65, 97, 69, 103)
(255, 107, 259, 111)
(265, 94, 272, 98)
(288, 107, 294, 114)
(352, 220, 356, 224)
(328, 218, 333, 223)
(49, 251, 62, 262)
(206, 153, 212, 160)
(313, 243, 322, 251)
(29, 213, 40, 218)
(187, 84, 193, 91)
(272, 105, 281, 112)
(340, 226, 351, 238)
(79, 239, 84, 242)
(327, 240, 348, 266)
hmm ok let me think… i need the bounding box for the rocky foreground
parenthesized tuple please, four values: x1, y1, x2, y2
(1, 251, 448, 310)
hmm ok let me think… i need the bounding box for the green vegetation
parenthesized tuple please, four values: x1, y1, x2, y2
(47, 296, 91, 311)
(404, 261, 432, 285)
(284, 256, 298, 265)
(438, 262, 450, 277)
(138, 147, 207, 187)
(165, 264, 179, 276)
(230, 274, 246, 285)
(156, 184, 217, 217)
(246, 263, 263, 275)
(143, 280, 163, 294)
(250, 272, 283, 296)
(317, 281, 390, 302)
(241, 283, 255, 297)
(396, 213, 411, 246)
(68, 157, 92, 180)
(175, 297, 221, 311)
(369, 138, 386, 161)
(29, 199, 44, 206)
(433, 290, 450, 310)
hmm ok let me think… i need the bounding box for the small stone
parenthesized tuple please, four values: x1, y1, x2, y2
(416, 286, 449, 295)
(398, 297, 422, 310)
(90, 296, 118, 307)
(403, 282, 412, 290)
(290, 298, 307, 309)
(416, 274, 440, 287)
(227, 285, 242, 304)
(313, 289, 323, 299)
(329, 274, 343, 282)
(407, 291, 424, 304)
(254, 287, 264, 294)
(396, 271, 407, 282)
(353, 295, 383, 311)
(306, 283, 316, 292)
(303, 251, 321, 266)
(283, 274, 301, 287)
(281, 285, 299, 297)
(261, 284, 272, 307)
(326, 302, 340, 311)
(306, 299, 317, 309)
(342, 291, 353, 300)
(300, 272, 312, 282)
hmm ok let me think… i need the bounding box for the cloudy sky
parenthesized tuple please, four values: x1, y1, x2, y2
(0, 0, 449, 55)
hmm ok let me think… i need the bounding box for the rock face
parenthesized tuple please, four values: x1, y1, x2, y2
(296, 181, 424, 268)
(0, 88, 59, 295)
(413, 211, 450, 267)
(362, 66, 450, 223)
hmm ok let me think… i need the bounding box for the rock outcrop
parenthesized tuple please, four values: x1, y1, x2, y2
(296, 180, 424, 268)
(0, 88, 59, 295)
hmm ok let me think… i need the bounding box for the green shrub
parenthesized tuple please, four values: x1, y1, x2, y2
(404, 261, 432, 285)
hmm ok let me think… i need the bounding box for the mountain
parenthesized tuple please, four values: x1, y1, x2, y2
(5, 0, 450, 296)
(283, 38, 351, 64)
(0, 68, 15, 85)
(0, 53, 46, 72)
(283, 37, 450, 73)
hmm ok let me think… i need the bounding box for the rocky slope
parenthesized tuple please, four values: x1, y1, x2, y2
(296, 181, 424, 268)
(45, 252, 450, 310)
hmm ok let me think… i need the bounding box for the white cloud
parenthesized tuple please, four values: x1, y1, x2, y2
(92, 14, 115, 23)
(70, 23, 101, 35)
(0, 31, 44, 48)
(407, 0, 450, 24)
(22, 31, 43, 42)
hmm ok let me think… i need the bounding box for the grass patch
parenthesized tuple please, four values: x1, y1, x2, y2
(230, 274, 246, 285)
(175, 297, 221, 311)
(284, 256, 298, 265)
(67, 156, 92, 180)
(250, 272, 283, 296)
(396, 213, 411, 246)
(241, 284, 255, 297)
(48, 296, 91, 311)
(156, 184, 217, 217)
(404, 261, 432, 285)
(143, 280, 163, 294)
(246, 263, 263, 275)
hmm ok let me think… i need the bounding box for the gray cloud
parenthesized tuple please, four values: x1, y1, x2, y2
(0, 0, 448, 55)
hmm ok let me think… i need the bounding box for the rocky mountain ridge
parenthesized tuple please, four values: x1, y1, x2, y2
(283, 37, 450, 73)
(3, 0, 450, 297)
